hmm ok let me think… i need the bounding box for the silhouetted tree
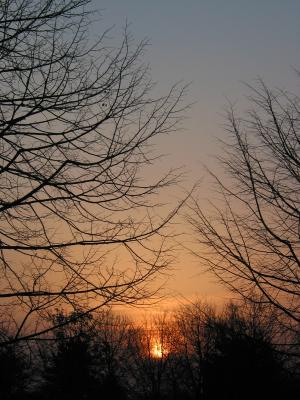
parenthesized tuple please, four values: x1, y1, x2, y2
(203, 303, 286, 400)
(172, 301, 217, 400)
(2, 304, 299, 400)
(127, 314, 174, 400)
(168, 299, 297, 400)
(40, 310, 130, 400)
(92, 310, 130, 400)
(189, 78, 300, 327)
(0, 331, 28, 399)
(40, 312, 98, 400)
(0, 0, 189, 345)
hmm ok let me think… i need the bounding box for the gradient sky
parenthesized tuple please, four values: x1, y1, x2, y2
(92, 0, 300, 313)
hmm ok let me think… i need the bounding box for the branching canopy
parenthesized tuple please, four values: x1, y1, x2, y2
(0, 0, 189, 344)
(189, 79, 300, 325)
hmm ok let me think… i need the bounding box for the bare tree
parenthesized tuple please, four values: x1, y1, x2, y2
(0, 0, 189, 344)
(126, 314, 173, 400)
(173, 301, 217, 399)
(189, 79, 300, 325)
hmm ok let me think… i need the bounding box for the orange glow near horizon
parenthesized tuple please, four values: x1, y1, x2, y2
(151, 341, 168, 358)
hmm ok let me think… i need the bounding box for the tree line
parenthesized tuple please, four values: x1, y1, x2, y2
(1, 300, 299, 400)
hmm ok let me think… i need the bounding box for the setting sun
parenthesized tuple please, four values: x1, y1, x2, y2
(152, 342, 167, 358)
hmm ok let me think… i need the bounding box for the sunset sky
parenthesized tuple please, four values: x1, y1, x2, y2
(1, 2, 299, 392)
(93, 0, 300, 314)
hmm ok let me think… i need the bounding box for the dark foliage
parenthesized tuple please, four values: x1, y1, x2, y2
(0, 341, 27, 400)
(1, 303, 300, 400)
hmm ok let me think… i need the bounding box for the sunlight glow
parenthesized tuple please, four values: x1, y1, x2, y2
(152, 342, 167, 358)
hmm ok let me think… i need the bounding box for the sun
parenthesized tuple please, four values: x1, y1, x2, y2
(151, 341, 168, 358)
(152, 343, 163, 358)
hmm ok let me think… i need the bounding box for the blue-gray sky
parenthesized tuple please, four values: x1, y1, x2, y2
(95, 0, 300, 170)
(92, 0, 300, 308)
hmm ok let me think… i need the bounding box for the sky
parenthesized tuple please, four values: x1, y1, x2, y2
(91, 0, 300, 313)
